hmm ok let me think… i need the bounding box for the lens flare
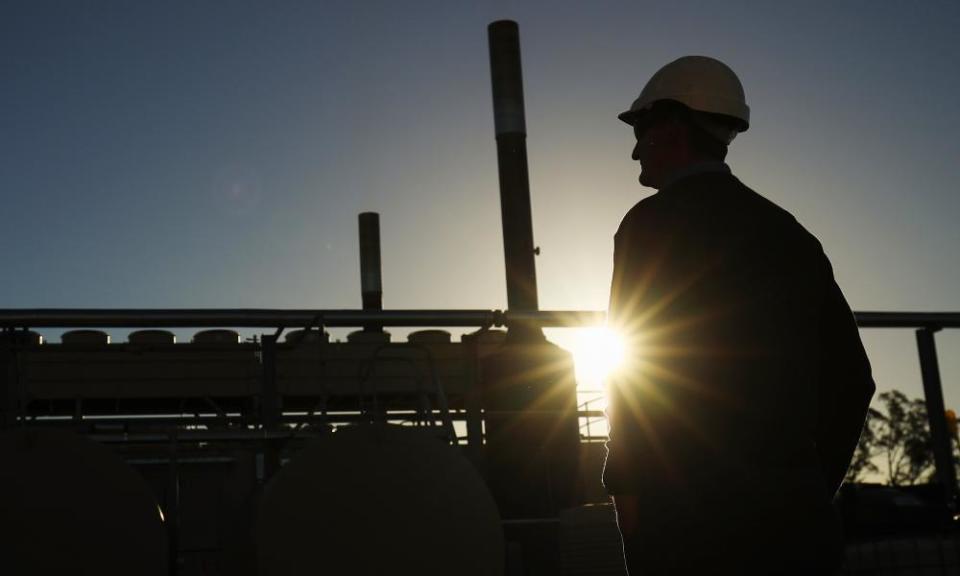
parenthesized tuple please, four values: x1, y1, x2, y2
(569, 327, 627, 389)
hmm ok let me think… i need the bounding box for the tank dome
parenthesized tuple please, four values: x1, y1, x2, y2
(258, 424, 503, 575)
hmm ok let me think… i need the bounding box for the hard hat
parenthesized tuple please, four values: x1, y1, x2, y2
(619, 56, 750, 138)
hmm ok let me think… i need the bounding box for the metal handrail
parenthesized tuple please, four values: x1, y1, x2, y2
(854, 312, 960, 329)
(0, 308, 957, 330)
(3, 307, 958, 501)
(0, 308, 606, 329)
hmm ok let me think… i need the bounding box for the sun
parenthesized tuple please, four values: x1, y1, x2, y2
(568, 326, 627, 389)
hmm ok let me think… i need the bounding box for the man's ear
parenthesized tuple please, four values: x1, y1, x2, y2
(670, 120, 700, 156)
(653, 120, 685, 152)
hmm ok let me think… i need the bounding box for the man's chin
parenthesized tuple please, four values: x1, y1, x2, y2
(638, 171, 658, 190)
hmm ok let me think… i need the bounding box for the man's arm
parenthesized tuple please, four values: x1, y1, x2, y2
(816, 261, 876, 497)
(602, 203, 706, 495)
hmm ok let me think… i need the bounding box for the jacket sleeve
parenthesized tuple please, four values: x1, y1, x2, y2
(603, 226, 638, 494)
(815, 252, 876, 497)
(602, 210, 696, 494)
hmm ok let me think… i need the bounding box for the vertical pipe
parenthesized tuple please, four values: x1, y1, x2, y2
(1, 333, 17, 430)
(0, 330, 31, 429)
(488, 21, 541, 334)
(483, 22, 581, 529)
(260, 333, 281, 480)
(167, 432, 180, 575)
(916, 327, 958, 509)
(358, 212, 384, 332)
(358, 212, 383, 311)
(462, 332, 484, 458)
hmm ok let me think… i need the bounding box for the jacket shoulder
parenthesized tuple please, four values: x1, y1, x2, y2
(615, 192, 672, 242)
(708, 174, 821, 247)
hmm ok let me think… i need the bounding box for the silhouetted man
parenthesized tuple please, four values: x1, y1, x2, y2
(603, 56, 875, 575)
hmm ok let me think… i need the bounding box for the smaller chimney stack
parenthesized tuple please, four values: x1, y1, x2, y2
(358, 213, 383, 331)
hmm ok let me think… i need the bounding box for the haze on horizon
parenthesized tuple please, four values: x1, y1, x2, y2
(2, 2, 958, 409)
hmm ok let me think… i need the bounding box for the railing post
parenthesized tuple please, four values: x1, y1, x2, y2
(1, 330, 30, 430)
(261, 333, 281, 480)
(1, 333, 18, 430)
(916, 327, 958, 510)
(461, 331, 484, 461)
(166, 430, 180, 575)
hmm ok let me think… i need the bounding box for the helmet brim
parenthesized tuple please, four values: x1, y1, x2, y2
(617, 108, 644, 127)
(618, 104, 748, 133)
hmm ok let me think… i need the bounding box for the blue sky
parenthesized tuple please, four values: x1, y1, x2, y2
(2, 1, 958, 407)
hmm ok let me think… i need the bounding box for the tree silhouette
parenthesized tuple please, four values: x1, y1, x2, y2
(845, 390, 934, 486)
(844, 407, 881, 483)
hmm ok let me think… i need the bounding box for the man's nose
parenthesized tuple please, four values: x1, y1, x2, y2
(631, 141, 641, 161)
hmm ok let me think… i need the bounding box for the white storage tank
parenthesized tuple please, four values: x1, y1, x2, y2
(346, 330, 391, 344)
(284, 329, 330, 344)
(407, 329, 452, 344)
(128, 329, 176, 345)
(192, 329, 241, 344)
(1, 330, 44, 345)
(61, 329, 110, 345)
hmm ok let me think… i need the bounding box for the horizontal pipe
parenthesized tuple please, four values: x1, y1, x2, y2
(25, 410, 609, 429)
(88, 429, 326, 443)
(0, 309, 956, 330)
(0, 308, 606, 329)
(853, 311, 960, 329)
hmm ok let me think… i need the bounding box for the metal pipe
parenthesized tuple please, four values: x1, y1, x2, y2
(489, 20, 540, 324)
(1, 309, 958, 329)
(854, 311, 960, 329)
(358, 212, 383, 312)
(166, 432, 180, 575)
(0, 309, 499, 328)
(260, 332, 282, 479)
(89, 429, 327, 443)
(0, 308, 606, 328)
(917, 328, 959, 509)
(504, 310, 605, 329)
(26, 409, 608, 426)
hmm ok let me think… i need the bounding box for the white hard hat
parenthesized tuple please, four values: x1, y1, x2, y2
(619, 56, 750, 136)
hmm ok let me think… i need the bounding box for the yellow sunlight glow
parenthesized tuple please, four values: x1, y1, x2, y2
(569, 327, 627, 389)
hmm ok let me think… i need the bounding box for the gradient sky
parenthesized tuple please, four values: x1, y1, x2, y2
(2, 1, 958, 410)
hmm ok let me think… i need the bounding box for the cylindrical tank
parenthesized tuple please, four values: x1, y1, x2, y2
(128, 329, 176, 344)
(408, 329, 452, 344)
(482, 339, 582, 519)
(474, 328, 508, 351)
(192, 329, 240, 344)
(481, 338, 582, 576)
(283, 329, 330, 344)
(61, 329, 110, 345)
(0, 428, 167, 574)
(346, 330, 391, 344)
(18, 331, 43, 345)
(257, 424, 503, 575)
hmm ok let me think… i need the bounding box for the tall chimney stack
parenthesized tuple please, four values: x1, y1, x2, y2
(482, 21, 582, 530)
(488, 20, 541, 338)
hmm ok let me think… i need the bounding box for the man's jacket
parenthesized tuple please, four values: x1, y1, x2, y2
(603, 168, 875, 519)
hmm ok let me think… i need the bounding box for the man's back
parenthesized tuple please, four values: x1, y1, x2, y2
(604, 170, 874, 573)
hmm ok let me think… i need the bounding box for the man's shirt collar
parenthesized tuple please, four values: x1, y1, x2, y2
(659, 161, 730, 191)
